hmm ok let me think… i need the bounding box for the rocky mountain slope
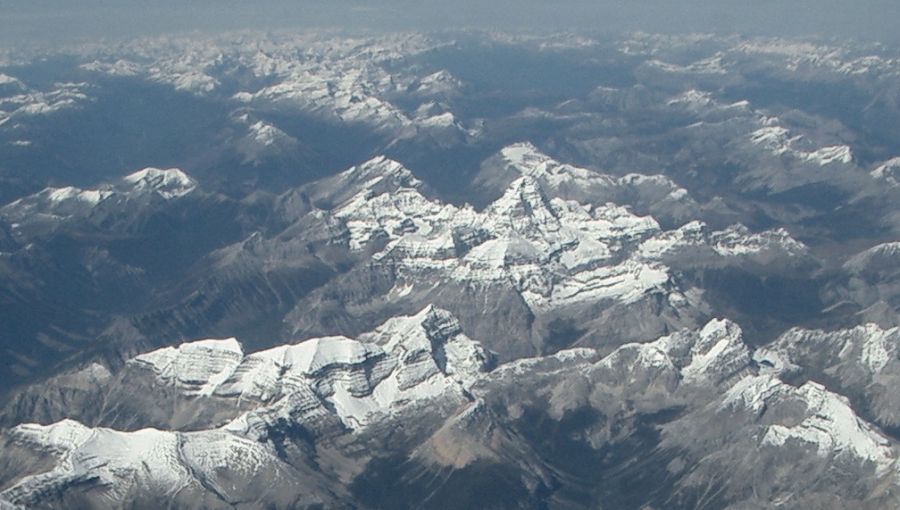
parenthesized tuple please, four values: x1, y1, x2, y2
(4, 311, 900, 509)
(2, 29, 900, 509)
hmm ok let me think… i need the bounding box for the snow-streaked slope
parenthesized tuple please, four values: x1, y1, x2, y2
(121, 168, 197, 199)
(335, 186, 463, 251)
(1, 419, 325, 508)
(637, 220, 808, 269)
(6, 313, 900, 508)
(754, 323, 900, 430)
(750, 125, 853, 166)
(131, 306, 492, 431)
(76, 32, 471, 142)
(291, 155, 426, 215)
(326, 153, 806, 313)
(362, 174, 669, 310)
(0, 167, 200, 236)
(833, 242, 900, 327)
(493, 142, 695, 214)
(844, 241, 900, 275)
(0, 81, 89, 124)
(723, 374, 894, 472)
(756, 323, 900, 376)
(130, 338, 244, 396)
(871, 158, 900, 187)
(4, 420, 191, 504)
(596, 318, 750, 385)
(2, 186, 114, 219)
(1, 306, 490, 506)
(2, 167, 197, 215)
(499, 142, 617, 191)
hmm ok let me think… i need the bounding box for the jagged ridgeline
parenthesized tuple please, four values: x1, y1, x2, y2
(2, 30, 900, 510)
(5, 312, 900, 508)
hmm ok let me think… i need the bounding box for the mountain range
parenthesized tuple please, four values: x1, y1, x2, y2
(2, 29, 900, 509)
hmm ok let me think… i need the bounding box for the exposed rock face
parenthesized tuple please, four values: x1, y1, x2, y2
(283, 148, 808, 360)
(5, 314, 900, 509)
(756, 323, 900, 431)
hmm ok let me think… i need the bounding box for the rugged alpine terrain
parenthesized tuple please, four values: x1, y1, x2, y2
(2, 30, 900, 509)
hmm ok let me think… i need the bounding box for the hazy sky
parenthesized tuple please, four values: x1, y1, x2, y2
(2, 0, 900, 46)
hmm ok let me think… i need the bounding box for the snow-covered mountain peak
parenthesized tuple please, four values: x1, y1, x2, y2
(722, 373, 894, 470)
(679, 318, 749, 382)
(710, 224, 808, 257)
(363, 305, 461, 343)
(0, 167, 209, 241)
(844, 241, 900, 274)
(1, 167, 201, 227)
(588, 318, 750, 391)
(641, 318, 750, 384)
(121, 167, 197, 199)
(498, 143, 613, 190)
(261, 336, 380, 376)
(872, 157, 900, 186)
(413, 69, 463, 96)
(246, 120, 295, 147)
(120, 307, 488, 431)
(359, 306, 492, 380)
(0, 73, 25, 90)
(334, 182, 457, 250)
(637, 220, 808, 268)
(364, 306, 455, 349)
(756, 323, 900, 376)
(3, 419, 303, 508)
(500, 141, 548, 167)
(751, 322, 900, 434)
(353, 155, 419, 185)
(762, 380, 894, 470)
(129, 338, 244, 396)
(485, 176, 557, 225)
(207, 336, 386, 405)
(1, 185, 113, 218)
(320, 156, 425, 207)
(698, 317, 741, 338)
(222, 309, 488, 430)
(8, 421, 182, 488)
(750, 124, 853, 166)
(480, 143, 701, 229)
(666, 88, 714, 108)
(475, 176, 659, 261)
(343, 164, 684, 313)
(44, 186, 111, 206)
(9, 419, 94, 455)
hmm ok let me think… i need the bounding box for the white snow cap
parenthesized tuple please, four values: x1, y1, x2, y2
(122, 167, 197, 198)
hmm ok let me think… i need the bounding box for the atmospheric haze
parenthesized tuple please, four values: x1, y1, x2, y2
(1, 0, 899, 45)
